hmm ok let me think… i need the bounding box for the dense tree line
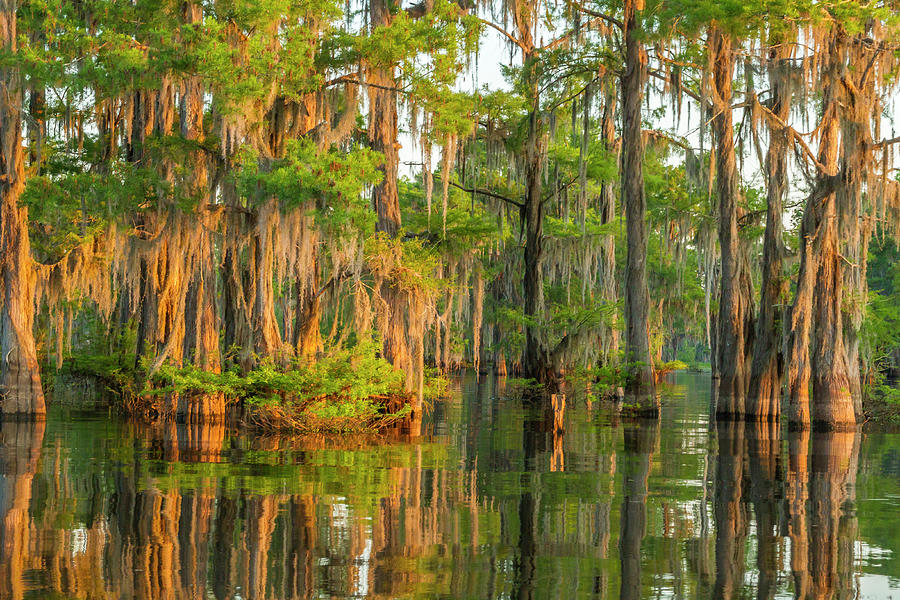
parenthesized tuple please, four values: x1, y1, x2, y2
(1, 0, 900, 429)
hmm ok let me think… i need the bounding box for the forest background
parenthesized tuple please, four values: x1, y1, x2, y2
(1, 0, 900, 430)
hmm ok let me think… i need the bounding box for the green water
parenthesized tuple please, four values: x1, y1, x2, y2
(0, 372, 898, 599)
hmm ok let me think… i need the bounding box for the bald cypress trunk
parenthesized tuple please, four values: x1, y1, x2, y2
(838, 39, 871, 420)
(179, 0, 224, 422)
(369, 0, 417, 404)
(787, 30, 856, 431)
(598, 83, 619, 364)
(621, 0, 656, 409)
(0, 0, 45, 417)
(710, 28, 753, 418)
(369, 1, 401, 239)
(522, 77, 551, 385)
(251, 199, 283, 361)
(786, 194, 816, 427)
(811, 206, 856, 428)
(809, 33, 855, 430)
(294, 277, 322, 361)
(747, 42, 791, 421)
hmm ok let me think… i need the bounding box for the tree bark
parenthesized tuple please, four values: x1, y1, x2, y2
(838, 38, 872, 419)
(621, 0, 656, 410)
(178, 1, 224, 422)
(747, 42, 791, 421)
(810, 33, 856, 430)
(598, 82, 619, 364)
(0, 0, 45, 417)
(368, 0, 418, 404)
(293, 276, 321, 360)
(522, 83, 551, 385)
(369, 0, 402, 238)
(251, 199, 283, 362)
(710, 28, 753, 418)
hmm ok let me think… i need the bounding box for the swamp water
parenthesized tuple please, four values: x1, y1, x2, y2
(0, 372, 899, 599)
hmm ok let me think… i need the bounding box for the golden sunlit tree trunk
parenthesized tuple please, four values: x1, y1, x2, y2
(809, 32, 856, 430)
(369, 0, 420, 406)
(179, 0, 224, 422)
(837, 36, 873, 420)
(0, 0, 45, 417)
(747, 40, 791, 421)
(787, 31, 840, 430)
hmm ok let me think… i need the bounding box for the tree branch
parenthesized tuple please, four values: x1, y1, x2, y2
(751, 95, 835, 176)
(448, 180, 524, 208)
(563, 1, 623, 30)
(479, 18, 528, 52)
(542, 16, 610, 51)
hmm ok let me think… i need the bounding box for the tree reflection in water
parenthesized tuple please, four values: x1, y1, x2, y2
(0, 373, 891, 599)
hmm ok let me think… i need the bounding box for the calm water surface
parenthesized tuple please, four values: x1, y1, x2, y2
(1, 372, 899, 599)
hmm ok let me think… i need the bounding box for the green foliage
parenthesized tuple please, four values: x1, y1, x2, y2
(153, 339, 406, 407)
(236, 138, 382, 235)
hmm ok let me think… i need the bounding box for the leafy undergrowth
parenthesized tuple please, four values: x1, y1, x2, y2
(60, 342, 446, 433)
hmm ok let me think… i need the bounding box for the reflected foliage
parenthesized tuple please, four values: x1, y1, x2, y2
(0, 373, 898, 599)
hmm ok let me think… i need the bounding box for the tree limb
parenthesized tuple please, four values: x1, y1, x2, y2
(448, 180, 524, 208)
(479, 18, 528, 52)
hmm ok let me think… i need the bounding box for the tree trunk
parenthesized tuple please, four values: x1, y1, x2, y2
(809, 33, 856, 430)
(369, 0, 417, 404)
(710, 28, 753, 418)
(1, 0, 45, 417)
(368, 0, 402, 239)
(599, 82, 619, 364)
(838, 38, 872, 419)
(221, 237, 252, 371)
(179, 2, 224, 422)
(522, 87, 551, 385)
(252, 199, 283, 362)
(747, 42, 791, 421)
(620, 0, 656, 409)
(293, 277, 321, 360)
(785, 193, 816, 427)
(811, 208, 856, 428)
